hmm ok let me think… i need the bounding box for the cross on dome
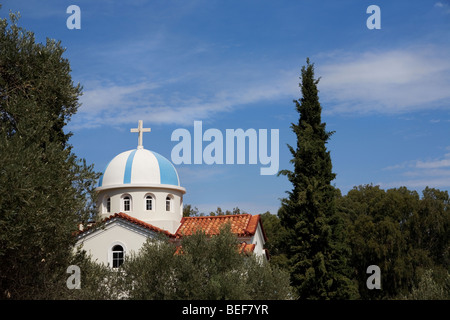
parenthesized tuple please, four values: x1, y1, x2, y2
(130, 120, 151, 149)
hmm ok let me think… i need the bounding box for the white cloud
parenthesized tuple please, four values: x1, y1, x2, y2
(435, 2, 450, 13)
(416, 158, 450, 169)
(380, 177, 450, 190)
(317, 46, 450, 115)
(79, 81, 160, 114)
(380, 149, 450, 190)
(69, 69, 297, 130)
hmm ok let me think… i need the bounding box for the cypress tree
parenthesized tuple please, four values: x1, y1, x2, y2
(278, 58, 357, 299)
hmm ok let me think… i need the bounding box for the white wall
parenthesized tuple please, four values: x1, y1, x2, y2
(97, 186, 184, 234)
(75, 220, 154, 267)
(251, 223, 267, 257)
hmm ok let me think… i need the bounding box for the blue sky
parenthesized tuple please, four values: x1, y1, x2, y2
(2, 0, 450, 215)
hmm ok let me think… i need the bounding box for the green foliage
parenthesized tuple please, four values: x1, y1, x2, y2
(0, 12, 99, 299)
(64, 249, 121, 300)
(278, 58, 357, 299)
(412, 187, 450, 267)
(209, 206, 246, 216)
(266, 183, 449, 299)
(400, 269, 450, 300)
(118, 225, 294, 300)
(183, 205, 246, 217)
(337, 184, 450, 299)
(183, 204, 201, 217)
(259, 211, 289, 270)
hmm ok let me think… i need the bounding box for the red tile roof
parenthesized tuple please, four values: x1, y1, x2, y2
(174, 242, 256, 256)
(175, 214, 267, 241)
(238, 242, 256, 255)
(77, 213, 267, 242)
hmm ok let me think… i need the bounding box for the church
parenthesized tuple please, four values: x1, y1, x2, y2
(75, 121, 268, 268)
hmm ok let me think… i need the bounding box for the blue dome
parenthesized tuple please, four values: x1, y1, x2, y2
(97, 148, 181, 189)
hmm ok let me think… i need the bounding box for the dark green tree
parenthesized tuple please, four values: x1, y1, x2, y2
(410, 187, 449, 267)
(278, 58, 357, 299)
(208, 206, 246, 216)
(338, 185, 417, 299)
(259, 211, 289, 270)
(183, 204, 201, 217)
(337, 185, 450, 299)
(0, 11, 99, 299)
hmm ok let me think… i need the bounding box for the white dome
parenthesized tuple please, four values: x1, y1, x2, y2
(97, 148, 184, 192)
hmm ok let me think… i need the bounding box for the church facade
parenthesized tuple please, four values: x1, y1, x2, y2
(75, 121, 268, 268)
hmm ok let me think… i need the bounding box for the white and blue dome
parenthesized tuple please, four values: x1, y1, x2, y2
(97, 148, 183, 191)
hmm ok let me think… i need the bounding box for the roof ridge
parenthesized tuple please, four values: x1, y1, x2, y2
(113, 212, 175, 237)
(183, 213, 252, 219)
(246, 214, 268, 242)
(77, 212, 175, 238)
(77, 213, 264, 241)
(242, 214, 259, 236)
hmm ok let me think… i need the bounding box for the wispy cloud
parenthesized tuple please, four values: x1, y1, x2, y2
(317, 46, 450, 115)
(70, 43, 450, 130)
(380, 148, 450, 190)
(435, 2, 450, 14)
(69, 68, 297, 130)
(416, 158, 450, 169)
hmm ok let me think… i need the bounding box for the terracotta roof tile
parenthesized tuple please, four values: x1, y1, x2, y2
(174, 242, 255, 256)
(77, 213, 267, 242)
(247, 214, 267, 241)
(175, 214, 261, 238)
(238, 242, 256, 255)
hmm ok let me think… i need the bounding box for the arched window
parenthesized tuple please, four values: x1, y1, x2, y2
(123, 195, 131, 212)
(166, 196, 172, 212)
(145, 195, 153, 211)
(112, 245, 124, 268)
